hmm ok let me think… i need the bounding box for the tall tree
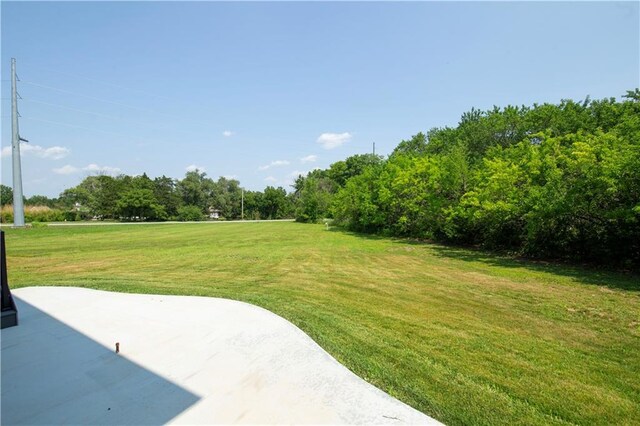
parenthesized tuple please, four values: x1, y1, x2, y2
(116, 188, 166, 221)
(153, 176, 181, 218)
(262, 186, 289, 219)
(177, 170, 214, 212)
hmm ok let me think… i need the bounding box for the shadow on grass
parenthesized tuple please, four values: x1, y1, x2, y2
(331, 228, 640, 292)
(328, 227, 388, 241)
(428, 244, 640, 292)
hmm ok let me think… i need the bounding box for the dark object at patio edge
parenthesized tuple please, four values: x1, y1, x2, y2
(1, 230, 18, 329)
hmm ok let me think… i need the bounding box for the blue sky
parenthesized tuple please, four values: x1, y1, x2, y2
(1, 1, 638, 198)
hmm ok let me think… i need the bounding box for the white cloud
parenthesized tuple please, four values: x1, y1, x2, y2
(53, 165, 80, 175)
(300, 155, 317, 163)
(52, 163, 121, 176)
(83, 164, 122, 176)
(37, 146, 70, 160)
(222, 130, 234, 137)
(1, 143, 69, 160)
(186, 164, 206, 173)
(317, 132, 352, 150)
(258, 160, 290, 171)
(264, 176, 277, 183)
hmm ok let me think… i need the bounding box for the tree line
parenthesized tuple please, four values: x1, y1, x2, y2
(293, 90, 640, 267)
(1, 171, 293, 222)
(2, 89, 638, 266)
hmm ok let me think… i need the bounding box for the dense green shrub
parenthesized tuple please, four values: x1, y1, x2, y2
(329, 92, 640, 267)
(177, 205, 204, 221)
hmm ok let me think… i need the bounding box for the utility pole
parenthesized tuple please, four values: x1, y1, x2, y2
(11, 58, 27, 227)
(241, 189, 244, 220)
(373, 142, 376, 156)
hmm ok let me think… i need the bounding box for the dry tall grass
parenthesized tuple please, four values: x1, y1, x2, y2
(0, 204, 65, 223)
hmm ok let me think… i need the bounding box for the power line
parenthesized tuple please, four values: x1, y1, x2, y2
(22, 116, 156, 143)
(24, 98, 128, 119)
(35, 67, 173, 101)
(22, 98, 176, 130)
(21, 80, 156, 113)
(20, 80, 219, 128)
(24, 116, 126, 135)
(20, 116, 186, 149)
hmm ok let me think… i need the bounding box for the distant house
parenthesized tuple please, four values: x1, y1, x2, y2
(208, 207, 220, 220)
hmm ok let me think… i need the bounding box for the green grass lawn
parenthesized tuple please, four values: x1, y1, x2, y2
(4, 222, 639, 425)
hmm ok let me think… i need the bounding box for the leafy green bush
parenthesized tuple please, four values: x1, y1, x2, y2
(330, 92, 640, 267)
(177, 205, 204, 221)
(116, 189, 166, 221)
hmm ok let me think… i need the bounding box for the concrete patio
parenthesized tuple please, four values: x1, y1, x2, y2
(1, 287, 441, 425)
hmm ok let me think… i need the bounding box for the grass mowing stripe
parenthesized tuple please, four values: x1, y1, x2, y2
(4, 222, 639, 425)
